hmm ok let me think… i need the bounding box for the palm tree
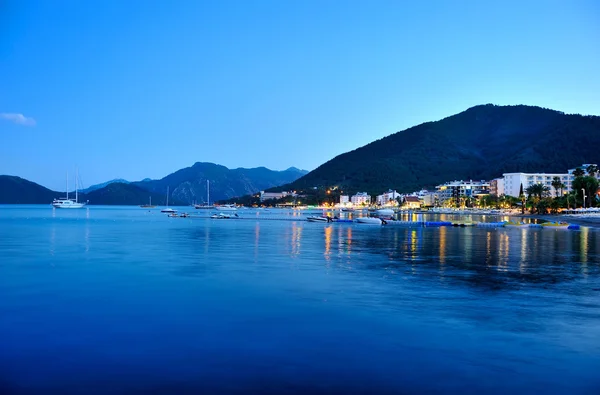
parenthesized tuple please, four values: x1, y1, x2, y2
(573, 167, 585, 177)
(551, 177, 562, 198)
(519, 183, 525, 214)
(526, 183, 550, 199)
(587, 164, 598, 178)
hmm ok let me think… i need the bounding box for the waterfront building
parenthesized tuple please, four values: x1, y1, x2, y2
(340, 195, 350, 205)
(376, 189, 400, 206)
(489, 178, 505, 197)
(502, 173, 570, 197)
(403, 196, 421, 209)
(351, 192, 371, 206)
(435, 180, 490, 204)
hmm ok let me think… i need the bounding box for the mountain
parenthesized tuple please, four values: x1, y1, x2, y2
(81, 183, 185, 206)
(0, 164, 307, 205)
(81, 178, 129, 193)
(0, 176, 58, 204)
(132, 163, 308, 204)
(278, 104, 600, 195)
(0, 177, 180, 205)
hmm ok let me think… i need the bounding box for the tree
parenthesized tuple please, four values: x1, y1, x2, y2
(526, 183, 550, 199)
(519, 183, 525, 214)
(573, 167, 585, 177)
(587, 164, 598, 178)
(551, 176, 564, 198)
(572, 176, 600, 208)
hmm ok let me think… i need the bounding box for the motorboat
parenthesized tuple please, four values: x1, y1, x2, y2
(211, 213, 239, 219)
(541, 221, 570, 228)
(341, 207, 354, 212)
(356, 217, 384, 225)
(504, 221, 527, 228)
(307, 216, 332, 223)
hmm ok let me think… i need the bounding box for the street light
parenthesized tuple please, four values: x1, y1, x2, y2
(582, 188, 586, 209)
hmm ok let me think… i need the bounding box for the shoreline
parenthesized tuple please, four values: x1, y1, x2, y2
(513, 213, 600, 228)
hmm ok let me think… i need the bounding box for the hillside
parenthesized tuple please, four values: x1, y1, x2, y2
(81, 178, 129, 193)
(0, 176, 58, 204)
(132, 162, 308, 204)
(277, 104, 600, 195)
(82, 183, 185, 206)
(0, 177, 182, 205)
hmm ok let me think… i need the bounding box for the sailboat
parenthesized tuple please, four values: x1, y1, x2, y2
(161, 186, 177, 213)
(194, 180, 214, 209)
(52, 169, 87, 209)
(140, 196, 155, 208)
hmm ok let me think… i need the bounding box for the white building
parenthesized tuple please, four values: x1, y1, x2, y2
(351, 192, 371, 206)
(503, 173, 571, 197)
(376, 189, 400, 206)
(339, 195, 350, 205)
(435, 180, 490, 203)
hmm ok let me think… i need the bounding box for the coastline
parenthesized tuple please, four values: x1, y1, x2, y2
(513, 213, 600, 228)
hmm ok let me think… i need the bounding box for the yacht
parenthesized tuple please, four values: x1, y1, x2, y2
(215, 204, 237, 211)
(140, 196, 156, 208)
(52, 170, 87, 209)
(195, 180, 214, 209)
(161, 186, 177, 213)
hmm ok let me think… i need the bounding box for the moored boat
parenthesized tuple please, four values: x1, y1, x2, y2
(541, 221, 570, 228)
(503, 221, 527, 228)
(307, 216, 332, 223)
(356, 217, 384, 225)
(215, 204, 238, 211)
(52, 170, 87, 209)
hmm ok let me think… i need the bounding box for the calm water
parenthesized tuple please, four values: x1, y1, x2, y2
(1, 205, 600, 394)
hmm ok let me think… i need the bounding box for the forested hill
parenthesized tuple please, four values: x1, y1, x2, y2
(278, 104, 600, 195)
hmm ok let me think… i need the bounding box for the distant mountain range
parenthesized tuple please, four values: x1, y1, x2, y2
(80, 178, 130, 193)
(275, 104, 600, 195)
(0, 164, 308, 205)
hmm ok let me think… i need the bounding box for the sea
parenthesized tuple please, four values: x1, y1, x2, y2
(1, 205, 599, 394)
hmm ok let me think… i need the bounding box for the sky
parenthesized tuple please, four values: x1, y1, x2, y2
(1, 0, 599, 190)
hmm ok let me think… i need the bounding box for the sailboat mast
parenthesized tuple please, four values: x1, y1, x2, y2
(166, 186, 169, 207)
(75, 168, 78, 203)
(207, 180, 210, 205)
(66, 172, 69, 199)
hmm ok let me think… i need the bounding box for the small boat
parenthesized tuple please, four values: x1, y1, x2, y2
(307, 216, 332, 223)
(179, 213, 190, 218)
(356, 217, 384, 225)
(140, 196, 155, 208)
(451, 221, 476, 227)
(215, 204, 238, 211)
(504, 221, 527, 228)
(210, 213, 239, 219)
(341, 207, 354, 212)
(541, 221, 570, 228)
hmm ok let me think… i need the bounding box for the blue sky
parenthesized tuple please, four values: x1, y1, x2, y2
(1, 0, 599, 190)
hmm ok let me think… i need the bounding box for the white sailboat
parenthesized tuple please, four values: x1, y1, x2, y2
(195, 180, 215, 209)
(52, 170, 87, 209)
(161, 186, 177, 213)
